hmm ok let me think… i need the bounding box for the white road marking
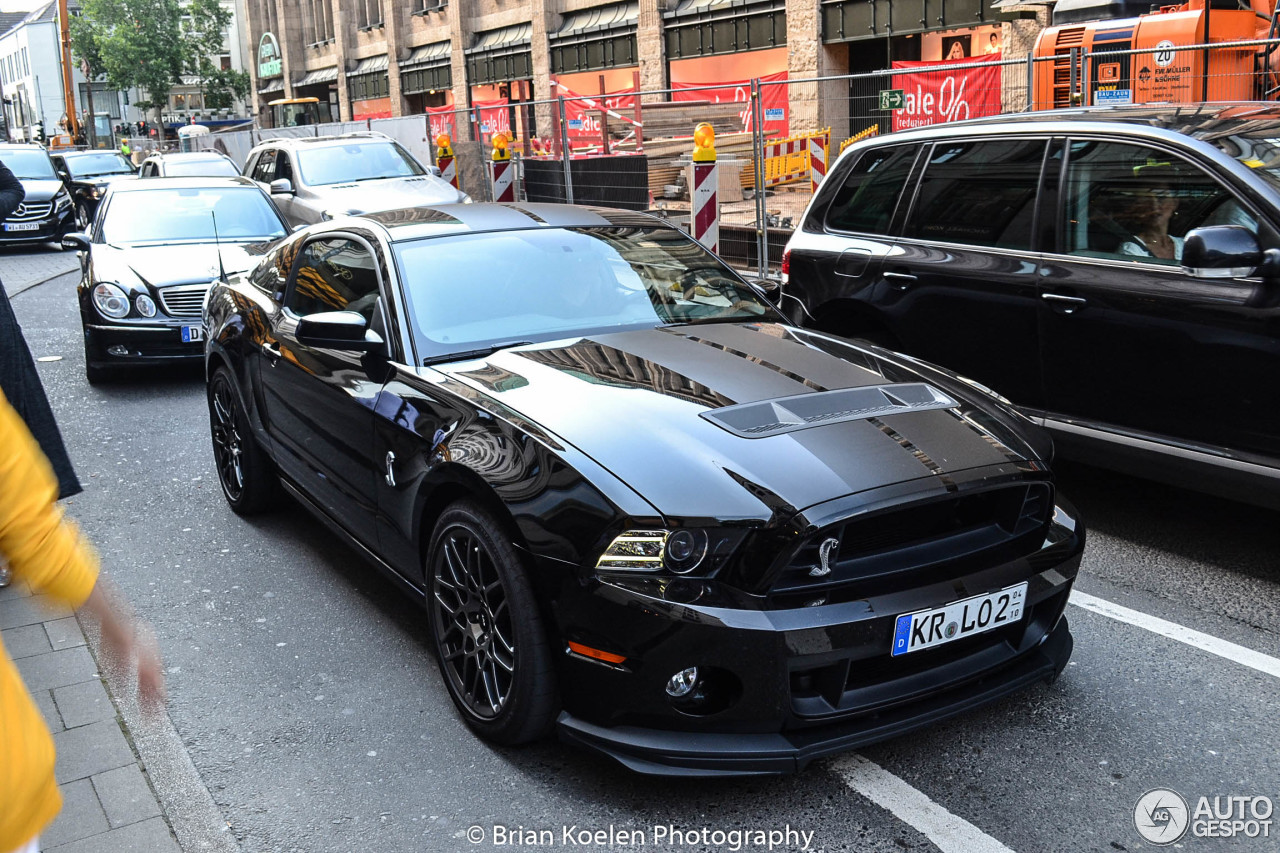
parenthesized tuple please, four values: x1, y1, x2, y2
(1070, 590, 1280, 680)
(830, 754, 1016, 853)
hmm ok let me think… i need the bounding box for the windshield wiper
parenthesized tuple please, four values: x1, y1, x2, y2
(421, 341, 533, 366)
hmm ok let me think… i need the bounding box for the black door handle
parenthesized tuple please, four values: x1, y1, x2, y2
(1041, 293, 1088, 314)
(262, 341, 281, 363)
(883, 271, 917, 290)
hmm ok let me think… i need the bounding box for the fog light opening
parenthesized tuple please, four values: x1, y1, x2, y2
(665, 667, 699, 698)
(106, 344, 130, 356)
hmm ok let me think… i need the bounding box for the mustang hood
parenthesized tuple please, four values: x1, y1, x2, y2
(436, 323, 1044, 521)
(94, 242, 266, 289)
(320, 175, 466, 214)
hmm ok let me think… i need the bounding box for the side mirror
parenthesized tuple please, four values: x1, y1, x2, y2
(269, 178, 294, 196)
(427, 165, 442, 178)
(61, 232, 90, 252)
(1182, 225, 1267, 278)
(295, 310, 383, 352)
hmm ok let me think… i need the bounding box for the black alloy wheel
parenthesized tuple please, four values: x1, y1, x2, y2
(75, 201, 91, 231)
(428, 501, 558, 745)
(208, 367, 276, 514)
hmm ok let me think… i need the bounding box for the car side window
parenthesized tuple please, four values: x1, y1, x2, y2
(252, 150, 277, 184)
(1062, 140, 1253, 265)
(286, 237, 381, 323)
(904, 138, 1047, 251)
(824, 145, 918, 236)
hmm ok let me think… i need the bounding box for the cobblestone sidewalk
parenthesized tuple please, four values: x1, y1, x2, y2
(0, 246, 80, 297)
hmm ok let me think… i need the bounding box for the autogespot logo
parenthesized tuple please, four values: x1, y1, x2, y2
(1135, 788, 1190, 845)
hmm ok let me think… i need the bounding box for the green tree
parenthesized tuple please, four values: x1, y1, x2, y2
(182, 0, 248, 112)
(70, 0, 184, 128)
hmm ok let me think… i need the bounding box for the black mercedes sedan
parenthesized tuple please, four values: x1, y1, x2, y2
(203, 203, 1085, 776)
(64, 176, 289, 383)
(49, 149, 140, 228)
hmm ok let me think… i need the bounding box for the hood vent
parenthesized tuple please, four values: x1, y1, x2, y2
(701, 383, 958, 439)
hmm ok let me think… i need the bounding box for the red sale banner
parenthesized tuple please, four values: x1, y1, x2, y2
(671, 71, 789, 135)
(889, 54, 1002, 132)
(472, 98, 511, 140)
(550, 80, 639, 144)
(426, 105, 458, 142)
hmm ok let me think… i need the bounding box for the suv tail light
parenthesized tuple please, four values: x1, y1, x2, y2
(781, 248, 791, 286)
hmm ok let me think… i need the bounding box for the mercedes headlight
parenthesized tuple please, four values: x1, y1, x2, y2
(53, 189, 71, 209)
(92, 283, 130, 319)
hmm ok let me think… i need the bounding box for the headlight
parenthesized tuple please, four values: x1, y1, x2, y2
(460, 192, 473, 204)
(595, 528, 747, 577)
(92, 283, 130, 319)
(134, 293, 156, 318)
(53, 190, 71, 209)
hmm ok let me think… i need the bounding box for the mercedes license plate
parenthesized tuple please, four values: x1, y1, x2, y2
(3, 222, 40, 231)
(891, 582, 1027, 656)
(182, 325, 204, 343)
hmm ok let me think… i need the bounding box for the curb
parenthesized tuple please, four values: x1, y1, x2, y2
(10, 263, 80, 298)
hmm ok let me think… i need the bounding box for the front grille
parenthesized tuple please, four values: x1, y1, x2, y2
(158, 284, 210, 318)
(768, 482, 1053, 607)
(8, 202, 53, 222)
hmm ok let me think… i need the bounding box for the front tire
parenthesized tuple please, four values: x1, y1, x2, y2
(427, 501, 558, 745)
(75, 201, 91, 231)
(208, 366, 277, 514)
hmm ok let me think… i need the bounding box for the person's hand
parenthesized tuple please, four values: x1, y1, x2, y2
(84, 579, 167, 711)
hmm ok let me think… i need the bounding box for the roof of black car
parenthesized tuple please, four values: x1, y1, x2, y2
(362, 203, 664, 242)
(886, 102, 1280, 139)
(109, 176, 259, 192)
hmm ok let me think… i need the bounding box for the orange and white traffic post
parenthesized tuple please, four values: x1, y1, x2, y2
(490, 133, 515, 203)
(435, 133, 458, 190)
(691, 122, 718, 254)
(809, 128, 830, 194)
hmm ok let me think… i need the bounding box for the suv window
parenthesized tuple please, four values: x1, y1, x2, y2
(295, 141, 425, 187)
(1062, 139, 1255, 265)
(824, 145, 917, 235)
(904, 139, 1047, 251)
(287, 237, 381, 322)
(251, 149, 278, 184)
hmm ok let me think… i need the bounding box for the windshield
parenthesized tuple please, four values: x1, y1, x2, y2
(100, 187, 287, 245)
(393, 226, 777, 362)
(64, 152, 135, 178)
(296, 141, 425, 186)
(2, 150, 57, 180)
(164, 158, 240, 177)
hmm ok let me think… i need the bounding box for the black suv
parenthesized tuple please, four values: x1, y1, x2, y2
(782, 104, 1280, 508)
(49, 150, 138, 228)
(0, 143, 75, 248)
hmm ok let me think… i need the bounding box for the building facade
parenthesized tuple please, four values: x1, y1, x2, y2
(0, 2, 89, 142)
(244, 0, 1039, 139)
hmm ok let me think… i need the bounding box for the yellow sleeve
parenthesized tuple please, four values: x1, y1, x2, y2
(0, 389, 99, 607)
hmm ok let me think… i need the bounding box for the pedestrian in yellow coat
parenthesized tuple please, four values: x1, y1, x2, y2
(0, 389, 165, 853)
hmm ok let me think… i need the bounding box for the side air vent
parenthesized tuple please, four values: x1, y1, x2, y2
(700, 383, 957, 439)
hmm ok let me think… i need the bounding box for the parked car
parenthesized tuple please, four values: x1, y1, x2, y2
(203, 203, 1084, 775)
(782, 103, 1280, 510)
(49, 149, 139, 228)
(0, 143, 75, 248)
(138, 150, 240, 178)
(242, 131, 467, 228)
(64, 176, 288, 383)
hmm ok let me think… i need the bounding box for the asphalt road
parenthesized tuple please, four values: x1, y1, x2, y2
(11, 268, 1280, 853)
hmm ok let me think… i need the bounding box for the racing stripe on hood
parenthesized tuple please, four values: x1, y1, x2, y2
(867, 416, 959, 492)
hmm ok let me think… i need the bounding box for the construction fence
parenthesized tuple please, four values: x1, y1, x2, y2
(215, 39, 1280, 274)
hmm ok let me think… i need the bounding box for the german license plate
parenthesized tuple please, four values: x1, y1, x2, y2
(182, 325, 204, 343)
(891, 582, 1027, 656)
(4, 222, 40, 231)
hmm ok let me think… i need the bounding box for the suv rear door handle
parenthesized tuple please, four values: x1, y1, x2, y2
(262, 341, 281, 363)
(883, 271, 917, 289)
(1041, 293, 1088, 314)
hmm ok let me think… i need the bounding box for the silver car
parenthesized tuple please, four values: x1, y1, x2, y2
(242, 132, 467, 227)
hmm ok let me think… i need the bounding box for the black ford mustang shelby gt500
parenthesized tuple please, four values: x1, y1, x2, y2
(203, 203, 1084, 776)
